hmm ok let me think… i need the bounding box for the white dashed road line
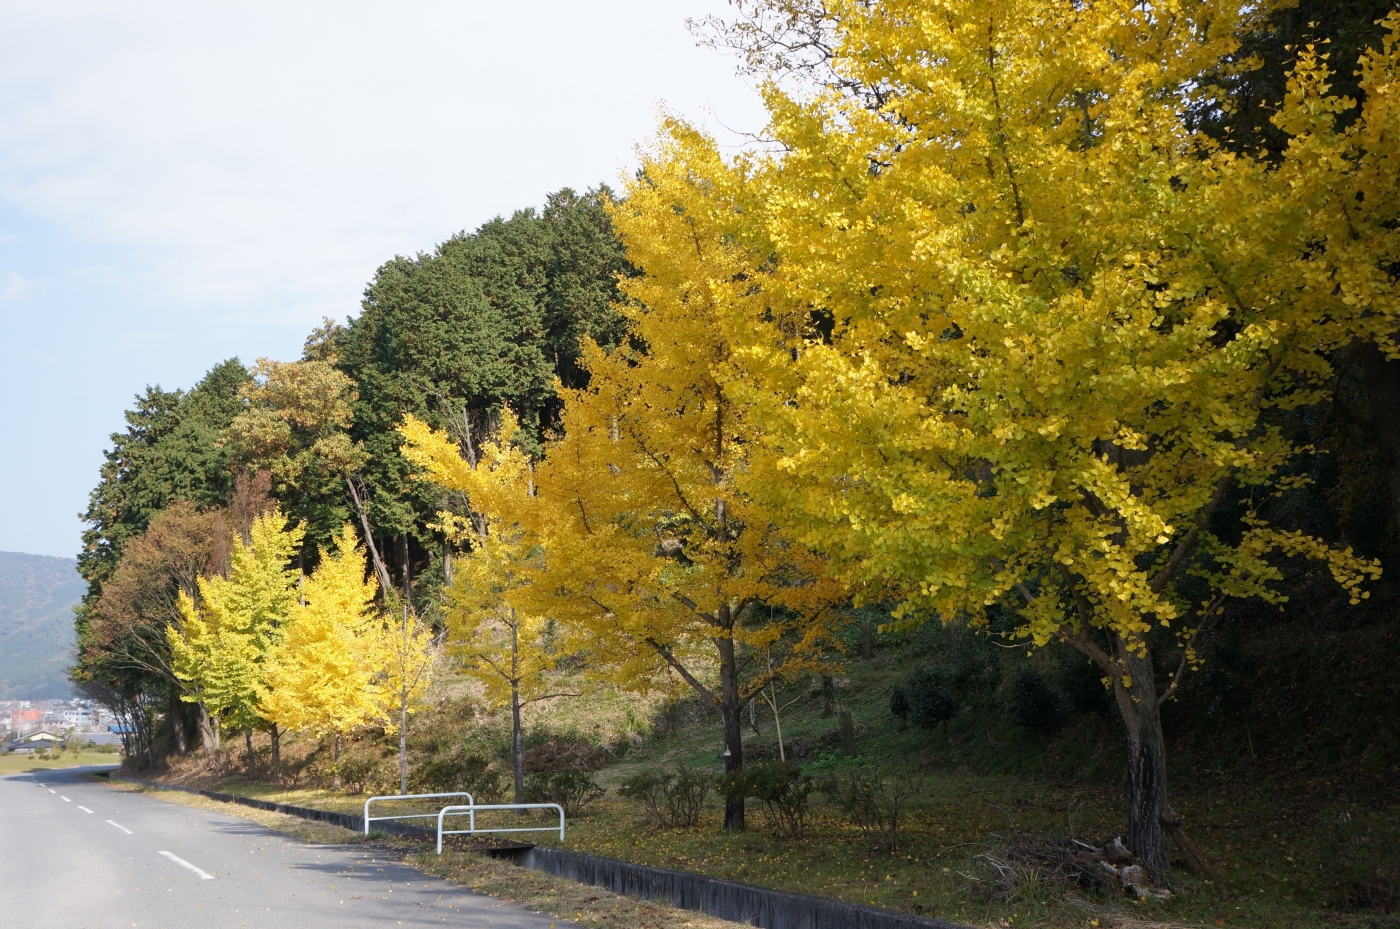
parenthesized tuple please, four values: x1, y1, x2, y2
(47, 789, 55, 794)
(78, 806, 94, 814)
(159, 851, 215, 880)
(60, 796, 71, 802)
(107, 820, 133, 835)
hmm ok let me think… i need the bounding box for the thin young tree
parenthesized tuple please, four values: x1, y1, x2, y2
(401, 410, 577, 804)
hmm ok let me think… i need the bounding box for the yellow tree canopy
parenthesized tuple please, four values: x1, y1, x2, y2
(260, 525, 380, 739)
(401, 409, 563, 712)
(674, 0, 1397, 873)
(169, 509, 304, 732)
(529, 140, 845, 701)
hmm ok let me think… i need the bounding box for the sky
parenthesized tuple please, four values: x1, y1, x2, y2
(0, 1, 768, 560)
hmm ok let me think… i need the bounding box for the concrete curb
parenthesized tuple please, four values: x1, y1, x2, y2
(116, 776, 972, 929)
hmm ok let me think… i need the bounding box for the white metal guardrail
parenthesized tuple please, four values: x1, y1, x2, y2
(435, 803, 565, 853)
(363, 792, 474, 836)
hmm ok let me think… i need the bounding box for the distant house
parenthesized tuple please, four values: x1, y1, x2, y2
(4, 730, 63, 753)
(19, 730, 61, 743)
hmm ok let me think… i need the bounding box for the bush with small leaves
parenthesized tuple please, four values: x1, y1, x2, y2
(889, 686, 910, 728)
(521, 769, 605, 818)
(619, 762, 710, 828)
(1008, 665, 1067, 733)
(905, 665, 960, 732)
(411, 750, 504, 803)
(819, 768, 921, 855)
(717, 761, 812, 839)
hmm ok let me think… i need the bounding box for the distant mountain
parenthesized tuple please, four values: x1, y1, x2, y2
(0, 552, 84, 699)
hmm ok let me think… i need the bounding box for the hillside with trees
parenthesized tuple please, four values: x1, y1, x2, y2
(70, 4, 1400, 926)
(0, 552, 84, 698)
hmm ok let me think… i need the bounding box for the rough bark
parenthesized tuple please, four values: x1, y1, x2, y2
(1113, 639, 1170, 880)
(861, 616, 873, 660)
(270, 724, 281, 774)
(718, 634, 745, 831)
(197, 704, 216, 752)
(169, 693, 187, 756)
(399, 699, 409, 795)
(511, 616, 525, 806)
(1356, 339, 1400, 531)
(1163, 804, 1220, 883)
(244, 728, 255, 771)
(345, 476, 394, 594)
(332, 735, 342, 791)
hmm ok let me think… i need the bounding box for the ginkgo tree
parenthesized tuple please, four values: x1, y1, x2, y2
(260, 525, 381, 789)
(520, 146, 845, 833)
(676, 0, 1397, 877)
(363, 589, 438, 796)
(401, 410, 576, 803)
(169, 508, 304, 766)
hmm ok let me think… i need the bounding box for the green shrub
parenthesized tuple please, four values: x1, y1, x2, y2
(1007, 665, 1066, 733)
(522, 769, 605, 817)
(411, 751, 504, 804)
(889, 686, 910, 727)
(619, 762, 710, 828)
(905, 665, 960, 731)
(717, 761, 812, 839)
(819, 768, 921, 855)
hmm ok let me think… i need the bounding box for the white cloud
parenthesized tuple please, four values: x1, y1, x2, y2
(0, 0, 766, 325)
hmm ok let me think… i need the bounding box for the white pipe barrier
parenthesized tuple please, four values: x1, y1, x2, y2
(363, 792, 474, 836)
(436, 803, 565, 853)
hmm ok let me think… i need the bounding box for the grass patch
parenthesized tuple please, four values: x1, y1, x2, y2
(0, 751, 120, 776)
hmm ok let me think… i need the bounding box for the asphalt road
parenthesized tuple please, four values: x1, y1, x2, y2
(1, 765, 575, 929)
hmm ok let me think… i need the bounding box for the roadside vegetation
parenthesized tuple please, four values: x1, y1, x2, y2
(71, 3, 1400, 928)
(0, 747, 118, 776)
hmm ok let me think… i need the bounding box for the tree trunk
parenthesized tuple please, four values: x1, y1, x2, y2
(861, 616, 873, 660)
(768, 684, 786, 762)
(346, 476, 394, 595)
(718, 635, 745, 831)
(399, 695, 409, 795)
(1356, 339, 1400, 531)
(511, 615, 524, 805)
(169, 693, 187, 756)
(244, 728, 255, 771)
(398, 543, 412, 796)
(197, 704, 216, 752)
(1113, 639, 1170, 881)
(332, 735, 342, 791)
(512, 684, 525, 806)
(270, 724, 281, 775)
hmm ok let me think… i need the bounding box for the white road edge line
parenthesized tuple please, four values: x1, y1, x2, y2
(106, 820, 133, 834)
(78, 806, 94, 814)
(159, 851, 215, 880)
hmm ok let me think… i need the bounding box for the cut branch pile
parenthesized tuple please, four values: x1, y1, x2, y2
(960, 831, 1175, 904)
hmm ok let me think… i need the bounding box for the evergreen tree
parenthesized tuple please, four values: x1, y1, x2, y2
(334, 187, 630, 591)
